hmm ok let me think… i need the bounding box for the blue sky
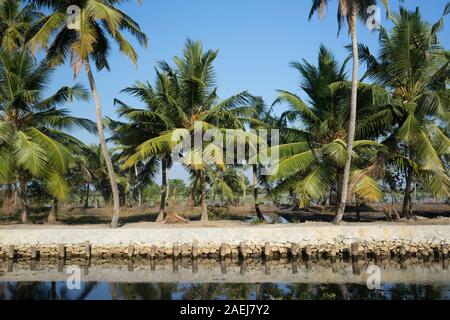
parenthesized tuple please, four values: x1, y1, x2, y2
(49, 0, 450, 180)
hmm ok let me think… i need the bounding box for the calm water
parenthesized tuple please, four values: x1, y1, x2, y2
(1, 258, 449, 300)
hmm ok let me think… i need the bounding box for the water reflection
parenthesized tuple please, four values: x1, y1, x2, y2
(0, 281, 448, 300)
(0, 257, 449, 300)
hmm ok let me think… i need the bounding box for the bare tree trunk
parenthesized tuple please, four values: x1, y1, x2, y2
(84, 183, 89, 208)
(212, 188, 216, 207)
(172, 187, 177, 204)
(200, 170, 208, 222)
(355, 198, 360, 222)
(84, 60, 121, 228)
(253, 165, 263, 220)
(13, 185, 17, 207)
(334, 7, 358, 225)
(138, 188, 142, 207)
(134, 164, 143, 207)
(402, 168, 413, 218)
(94, 190, 99, 208)
(47, 198, 58, 224)
(156, 155, 168, 222)
(189, 174, 198, 207)
(19, 173, 28, 224)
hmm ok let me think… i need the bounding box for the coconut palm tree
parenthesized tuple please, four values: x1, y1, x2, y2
(236, 168, 249, 205)
(0, 0, 41, 51)
(124, 39, 255, 222)
(112, 71, 177, 222)
(238, 97, 278, 221)
(309, 0, 389, 224)
(358, 7, 450, 217)
(27, 0, 148, 227)
(208, 166, 242, 206)
(269, 46, 385, 209)
(0, 48, 95, 223)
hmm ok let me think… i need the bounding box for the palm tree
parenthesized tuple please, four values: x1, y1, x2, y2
(309, 0, 388, 224)
(28, 0, 148, 227)
(358, 7, 450, 217)
(241, 97, 277, 220)
(0, 0, 40, 51)
(78, 143, 122, 208)
(236, 168, 249, 205)
(208, 166, 241, 206)
(124, 39, 255, 222)
(0, 48, 95, 223)
(270, 46, 384, 209)
(112, 71, 177, 222)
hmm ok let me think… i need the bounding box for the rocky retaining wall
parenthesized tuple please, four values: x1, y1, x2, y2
(0, 225, 449, 259)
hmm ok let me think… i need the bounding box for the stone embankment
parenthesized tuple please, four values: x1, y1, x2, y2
(0, 224, 449, 260)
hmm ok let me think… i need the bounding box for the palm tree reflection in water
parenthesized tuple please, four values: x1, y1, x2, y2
(1, 281, 448, 300)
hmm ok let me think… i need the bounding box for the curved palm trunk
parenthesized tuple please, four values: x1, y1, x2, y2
(84, 60, 121, 228)
(199, 169, 208, 222)
(253, 165, 263, 221)
(156, 155, 168, 222)
(47, 198, 58, 224)
(334, 8, 358, 225)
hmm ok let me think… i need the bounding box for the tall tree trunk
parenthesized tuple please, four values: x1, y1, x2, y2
(335, 168, 344, 210)
(13, 185, 17, 207)
(156, 156, 168, 222)
(94, 190, 99, 208)
(84, 183, 90, 208)
(189, 174, 198, 207)
(47, 198, 58, 224)
(172, 187, 177, 204)
(253, 165, 263, 220)
(402, 167, 413, 218)
(212, 188, 216, 207)
(138, 188, 142, 207)
(84, 60, 121, 228)
(334, 7, 359, 225)
(242, 182, 246, 206)
(199, 169, 208, 222)
(19, 173, 28, 224)
(135, 164, 143, 207)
